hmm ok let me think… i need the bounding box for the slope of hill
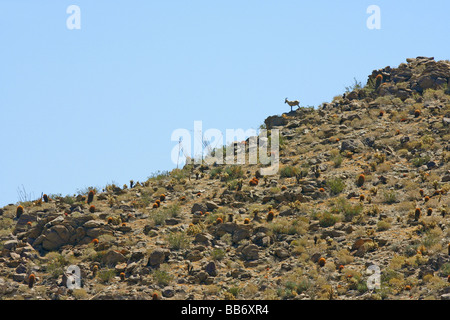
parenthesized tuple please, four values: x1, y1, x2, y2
(0, 56, 449, 300)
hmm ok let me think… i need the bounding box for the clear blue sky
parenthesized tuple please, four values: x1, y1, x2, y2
(0, 0, 449, 206)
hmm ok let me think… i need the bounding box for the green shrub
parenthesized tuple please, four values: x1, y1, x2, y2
(153, 269, 173, 286)
(319, 212, 339, 227)
(224, 166, 244, 181)
(383, 190, 398, 204)
(164, 203, 182, 218)
(211, 248, 226, 261)
(167, 231, 190, 250)
(147, 170, 170, 182)
(279, 166, 298, 178)
(440, 263, 450, 276)
(326, 177, 346, 195)
(295, 278, 312, 294)
(411, 155, 431, 167)
(270, 217, 308, 235)
(330, 197, 363, 222)
(45, 253, 69, 279)
(149, 209, 169, 226)
(377, 220, 391, 231)
(210, 167, 223, 179)
(98, 269, 116, 283)
(332, 154, 343, 168)
(228, 286, 241, 298)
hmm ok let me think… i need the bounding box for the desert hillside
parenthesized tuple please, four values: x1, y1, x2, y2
(0, 56, 449, 300)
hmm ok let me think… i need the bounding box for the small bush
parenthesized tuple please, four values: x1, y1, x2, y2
(411, 155, 431, 167)
(224, 166, 244, 181)
(441, 263, 450, 276)
(153, 269, 173, 286)
(211, 248, 226, 261)
(45, 253, 69, 279)
(383, 190, 398, 204)
(164, 203, 182, 218)
(332, 154, 343, 168)
(167, 231, 190, 250)
(319, 212, 339, 227)
(326, 177, 346, 195)
(98, 269, 116, 283)
(149, 209, 169, 226)
(377, 220, 391, 231)
(279, 165, 298, 178)
(330, 197, 363, 222)
(210, 167, 223, 179)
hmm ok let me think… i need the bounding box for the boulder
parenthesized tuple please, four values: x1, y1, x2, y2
(3, 240, 19, 251)
(205, 261, 217, 277)
(148, 248, 170, 267)
(102, 250, 126, 267)
(341, 139, 365, 153)
(239, 244, 259, 261)
(191, 203, 207, 214)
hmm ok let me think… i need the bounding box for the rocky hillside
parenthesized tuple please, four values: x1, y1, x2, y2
(0, 56, 449, 300)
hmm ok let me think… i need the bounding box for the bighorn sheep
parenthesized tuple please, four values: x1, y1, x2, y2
(285, 98, 300, 111)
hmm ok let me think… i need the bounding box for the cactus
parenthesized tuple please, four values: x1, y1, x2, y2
(414, 208, 421, 221)
(107, 217, 113, 224)
(28, 274, 36, 289)
(359, 194, 365, 202)
(318, 257, 326, 267)
(120, 272, 125, 281)
(153, 202, 159, 209)
(92, 265, 98, 277)
(281, 185, 287, 191)
(160, 194, 166, 202)
(152, 292, 159, 300)
(216, 217, 223, 224)
(16, 205, 24, 219)
(87, 190, 95, 204)
(356, 174, 365, 187)
(419, 189, 424, 197)
(424, 196, 430, 203)
(43, 194, 49, 203)
(414, 109, 421, 118)
(427, 208, 433, 216)
(319, 188, 325, 193)
(405, 285, 412, 291)
(267, 211, 275, 222)
(249, 177, 259, 186)
(244, 218, 250, 224)
(375, 74, 383, 89)
(89, 205, 96, 213)
(91, 238, 99, 245)
(338, 265, 344, 273)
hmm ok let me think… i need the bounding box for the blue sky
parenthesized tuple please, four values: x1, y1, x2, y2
(0, 0, 449, 206)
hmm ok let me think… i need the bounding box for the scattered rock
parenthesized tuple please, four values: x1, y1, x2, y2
(205, 262, 217, 277)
